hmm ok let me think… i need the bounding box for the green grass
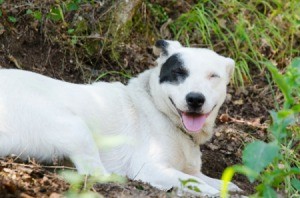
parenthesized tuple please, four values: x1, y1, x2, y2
(170, 0, 300, 86)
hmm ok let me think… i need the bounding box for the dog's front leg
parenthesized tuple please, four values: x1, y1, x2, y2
(61, 118, 109, 176)
(133, 164, 219, 196)
(70, 151, 108, 176)
(194, 172, 241, 192)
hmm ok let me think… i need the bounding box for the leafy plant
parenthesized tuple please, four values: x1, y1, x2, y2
(179, 178, 201, 194)
(26, 9, 43, 21)
(8, 16, 17, 23)
(47, 5, 65, 22)
(146, 1, 169, 25)
(221, 57, 300, 197)
(46, 0, 81, 22)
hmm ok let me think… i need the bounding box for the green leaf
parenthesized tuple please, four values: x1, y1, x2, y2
(0, 0, 4, 4)
(265, 62, 293, 106)
(291, 57, 300, 69)
(276, 109, 294, 118)
(263, 186, 277, 198)
(242, 141, 280, 182)
(67, 2, 79, 11)
(292, 104, 300, 113)
(47, 7, 63, 22)
(26, 9, 33, 14)
(71, 37, 78, 45)
(271, 168, 300, 187)
(179, 178, 201, 193)
(33, 11, 42, 21)
(68, 28, 75, 34)
(60, 170, 84, 185)
(262, 168, 292, 187)
(179, 178, 199, 186)
(8, 16, 17, 23)
(269, 110, 292, 140)
(291, 178, 300, 191)
(187, 185, 201, 192)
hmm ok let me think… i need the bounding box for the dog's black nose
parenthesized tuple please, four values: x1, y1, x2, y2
(186, 92, 205, 109)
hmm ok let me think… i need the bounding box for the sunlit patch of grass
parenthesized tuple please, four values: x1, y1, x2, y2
(170, 0, 300, 86)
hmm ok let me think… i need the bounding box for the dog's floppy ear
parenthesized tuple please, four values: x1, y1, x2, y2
(225, 58, 235, 84)
(153, 40, 182, 56)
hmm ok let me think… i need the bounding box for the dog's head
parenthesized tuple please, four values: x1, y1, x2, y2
(152, 40, 234, 134)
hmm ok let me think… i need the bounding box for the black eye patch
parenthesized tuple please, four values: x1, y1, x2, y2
(159, 54, 189, 84)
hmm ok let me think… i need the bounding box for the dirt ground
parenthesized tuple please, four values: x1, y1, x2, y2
(0, 1, 277, 197)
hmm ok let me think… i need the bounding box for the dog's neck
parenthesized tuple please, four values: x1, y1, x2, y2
(177, 126, 200, 145)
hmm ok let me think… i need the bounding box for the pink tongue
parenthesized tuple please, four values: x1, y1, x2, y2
(182, 113, 207, 132)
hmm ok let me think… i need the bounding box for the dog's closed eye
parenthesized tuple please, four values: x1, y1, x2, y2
(208, 73, 220, 79)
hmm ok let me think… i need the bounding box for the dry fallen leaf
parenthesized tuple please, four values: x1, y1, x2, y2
(233, 99, 244, 105)
(219, 113, 231, 123)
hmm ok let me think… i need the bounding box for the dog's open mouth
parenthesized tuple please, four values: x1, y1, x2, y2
(169, 97, 214, 133)
(180, 111, 209, 133)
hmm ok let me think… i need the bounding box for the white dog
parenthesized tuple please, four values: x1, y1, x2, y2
(0, 40, 240, 196)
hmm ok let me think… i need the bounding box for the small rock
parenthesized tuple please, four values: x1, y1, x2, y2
(207, 143, 220, 151)
(215, 131, 221, 137)
(226, 93, 232, 102)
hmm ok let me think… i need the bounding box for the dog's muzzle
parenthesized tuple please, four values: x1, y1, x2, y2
(169, 97, 216, 133)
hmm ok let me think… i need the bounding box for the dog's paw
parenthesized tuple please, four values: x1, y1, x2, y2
(177, 188, 219, 198)
(227, 181, 242, 192)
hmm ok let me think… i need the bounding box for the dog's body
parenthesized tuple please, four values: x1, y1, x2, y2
(0, 40, 239, 196)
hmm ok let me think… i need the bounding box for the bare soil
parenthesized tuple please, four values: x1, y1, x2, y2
(0, 1, 276, 197)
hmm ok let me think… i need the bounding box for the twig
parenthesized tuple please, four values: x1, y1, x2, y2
(1, 160, 76, 170)
(219, 114, 268, 130)
(7, 54, 22, 69)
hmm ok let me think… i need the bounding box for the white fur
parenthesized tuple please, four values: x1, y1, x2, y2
(0, 41, 239, 196)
